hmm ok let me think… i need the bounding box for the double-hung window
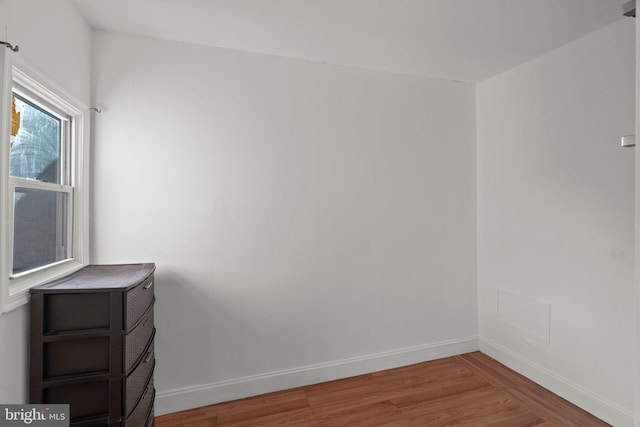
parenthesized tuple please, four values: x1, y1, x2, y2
(10, 89, 73, 275)
(0, 49, 89, 313)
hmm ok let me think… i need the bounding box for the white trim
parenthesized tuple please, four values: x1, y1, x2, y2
(154, 336, 479, 416)
(0, 52, 90, 314)
(479, 337, 634, 427)
(634, 8, 640, 426)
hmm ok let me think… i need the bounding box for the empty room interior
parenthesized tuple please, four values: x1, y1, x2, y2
(0, 0, 638, 425)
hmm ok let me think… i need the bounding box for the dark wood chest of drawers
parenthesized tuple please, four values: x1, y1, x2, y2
(29, 263, 156, 427)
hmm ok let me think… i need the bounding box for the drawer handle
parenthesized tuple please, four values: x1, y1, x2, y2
(144, 350, 153, 364)
(144, 281, 153, 290)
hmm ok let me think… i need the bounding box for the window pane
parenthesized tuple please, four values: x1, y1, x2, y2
(13, 187, 70, 274)
(10, 93, 62, 184)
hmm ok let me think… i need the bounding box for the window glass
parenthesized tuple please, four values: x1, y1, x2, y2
(12, 187, 70, 275)
(10, 93, 62, 184)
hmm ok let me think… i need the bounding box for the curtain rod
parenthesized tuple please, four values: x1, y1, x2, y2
(0, 41, 19, 52)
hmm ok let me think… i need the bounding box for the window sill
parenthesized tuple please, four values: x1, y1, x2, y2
(2, 260, 86, 314)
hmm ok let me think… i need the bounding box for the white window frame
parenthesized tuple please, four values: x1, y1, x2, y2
(0, 49, 90, 314)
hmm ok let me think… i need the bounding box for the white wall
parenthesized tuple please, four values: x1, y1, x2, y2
(90, 32, 478, 413)
(477, 18, 635, 426)
(0, 0, 91, 403)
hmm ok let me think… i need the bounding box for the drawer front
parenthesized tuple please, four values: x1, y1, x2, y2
(124, 341, 155, 415)
(125, 274, 155, 330)
(43, 381, 109, 421)
(124, 379, 154, 427)
(43, 292, 110, 333)
(124, 308, 154, 373)
(44, 337, 110, 379)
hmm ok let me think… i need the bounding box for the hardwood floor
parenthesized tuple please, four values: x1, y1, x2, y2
(155, 352, 610, 426)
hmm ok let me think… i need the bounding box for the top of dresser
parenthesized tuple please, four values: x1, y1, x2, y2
(30, 263, 156, 293)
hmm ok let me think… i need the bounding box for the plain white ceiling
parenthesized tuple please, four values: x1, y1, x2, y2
(72, 0, 629, 83)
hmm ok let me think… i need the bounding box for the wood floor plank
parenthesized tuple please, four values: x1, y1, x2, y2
(479, 410, 547, 427)
(389, 377, 492, 407)
(376, 422, 416, 427)
(455, 352, 531, 390)
(313, 400, 401, 427)
(456, 352, 610, 427)
(505, 382, 608, 427)
(305, 374, 381, 406)
(394, 386, 527, 426)
(154, 407, 218, 427)
(215, 389, 310, 425)
(155, 352, 610, 427)
(219, 405, 321, 427)
(374, 360, 476, 393)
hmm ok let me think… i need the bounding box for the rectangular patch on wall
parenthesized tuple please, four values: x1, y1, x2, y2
(497, 289, 551, 343)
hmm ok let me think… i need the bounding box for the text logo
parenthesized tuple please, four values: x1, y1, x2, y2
(0, 405, 69, 426)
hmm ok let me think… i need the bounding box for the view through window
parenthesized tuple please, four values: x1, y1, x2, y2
(10, 91, 72, 275)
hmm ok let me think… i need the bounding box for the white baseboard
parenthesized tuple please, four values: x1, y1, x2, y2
(155, 336, 479, 416)
(479, 337, 634, 427)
